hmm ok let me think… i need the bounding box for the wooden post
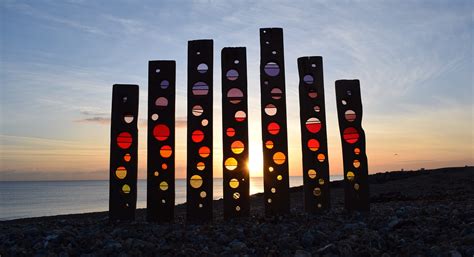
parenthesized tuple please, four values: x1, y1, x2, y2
(335, 80, 369, 212)
(298, 57, 330, 212)
(186, 40, 214, 222)
(147, 61, 176, 222)
(221, 47, 250, 219)
(109, 84, 139, 221)
(259, 28, 290, 215)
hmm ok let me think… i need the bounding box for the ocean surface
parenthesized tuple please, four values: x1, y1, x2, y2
(0, 176, 343, 220)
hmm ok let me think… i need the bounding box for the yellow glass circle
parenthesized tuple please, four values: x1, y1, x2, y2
(225, 157, 238, 171)
(122, 184, 131, 194)
(229, 178, 239, 189)
(347, 171, 355, 181)
(308, 169, 317, 179)
(190, 175, 203, 188)
(159, 181, 169, 191)
(115, 166, 127, 179)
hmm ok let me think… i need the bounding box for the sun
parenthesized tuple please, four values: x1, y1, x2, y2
(247, 141, 263, 177)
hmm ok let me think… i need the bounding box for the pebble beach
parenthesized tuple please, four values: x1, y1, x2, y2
(1, 166, 473, 257)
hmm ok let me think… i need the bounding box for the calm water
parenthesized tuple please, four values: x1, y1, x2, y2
(0, 176, 343, 220)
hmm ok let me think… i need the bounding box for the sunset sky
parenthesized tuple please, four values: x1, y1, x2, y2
(1, 0, 472, 181)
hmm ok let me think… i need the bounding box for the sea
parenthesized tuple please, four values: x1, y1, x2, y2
(0, 176, 343, 221)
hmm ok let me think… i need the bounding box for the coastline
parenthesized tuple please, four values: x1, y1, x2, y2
(1, 166, 473, 256)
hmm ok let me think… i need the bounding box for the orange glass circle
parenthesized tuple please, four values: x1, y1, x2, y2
(160, 145, 172, 158)
(199, 146, 211, 158)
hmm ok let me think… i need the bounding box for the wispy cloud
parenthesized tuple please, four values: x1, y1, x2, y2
(5, 1, 106, 35)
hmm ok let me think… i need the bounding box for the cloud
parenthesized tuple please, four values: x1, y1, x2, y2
(5, 2, 107, 35)
(75, 117, 110, 125)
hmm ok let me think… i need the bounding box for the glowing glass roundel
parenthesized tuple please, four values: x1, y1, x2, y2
(270, 88, 283, 100)
(117, 132, 132, 149)
(192, 82, 209, 96)
(226, 127, 236, 137)
(190, 175, 203, 188)
(192, 105, 204, 116)
(307, 139, 320, 151)
(308, 169, 317, 179)
(264, 104, 277, 116)
(273, 152, 286, 165)
(115, 166, 127, 179)
(229, 178, 239, 188)
(197, 162, 205, 171)
(160, 145, 172, 158)
(343, 127, 359, 144)
(317, 153, 325, 162)
(227, 88, 244, 104)
(226, 69, 239, 81)
(347, 171, 355, 181)
(153, 124, 170, 141)
(235, 111, 246, 122)
(264, 62, 280, 77)
(267, 122, 280, 135)
(197, 63, 208, 74)
(123, 153, 131, 162)
(155, 97, 168, 108)
(199, 146, 211, 158)
(231, 141, 245, 154)
(191, 130, 204, 143)
(225, 157, 238, 170)
(345, 110, 356, 122)
(303, 74, 314, 84)
(159, 181, 169, 191)
(122, 184, 131, 194)
(306, 117, 321, 133)
(308, 89, 318, 99)
(354, 148, 361, 155)
(160, 80, 170, 89)
(124, 115, 134, 123)
(265, 140, 274, 149)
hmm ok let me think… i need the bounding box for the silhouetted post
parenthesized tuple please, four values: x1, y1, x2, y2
(109, 84, 139, 221)
(147, 61, 176, 222)
(221, 47, 250, 219)
(187, 40, 213, 222)
(259, 28, 290, 215)
(298, 57, 330, 212)
(335, 80, 369, 212)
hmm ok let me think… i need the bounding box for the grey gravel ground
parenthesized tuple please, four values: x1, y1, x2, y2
(1, 166, 473, 257)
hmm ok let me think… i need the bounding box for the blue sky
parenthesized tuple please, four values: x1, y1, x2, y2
(0, 0, 472, 180)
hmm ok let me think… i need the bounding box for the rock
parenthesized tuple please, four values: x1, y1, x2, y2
(294, 249, 312, 257)
(229, 240, 247, 252)
(463, 233, 474, 245)
(104, 239, 122, 250)
(301, 231, 314, 247)
(387, 218, 400, 230)
(449, 250, 462, 257)
(317, 243, 335, 254)
(338, 243, 353, 257)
